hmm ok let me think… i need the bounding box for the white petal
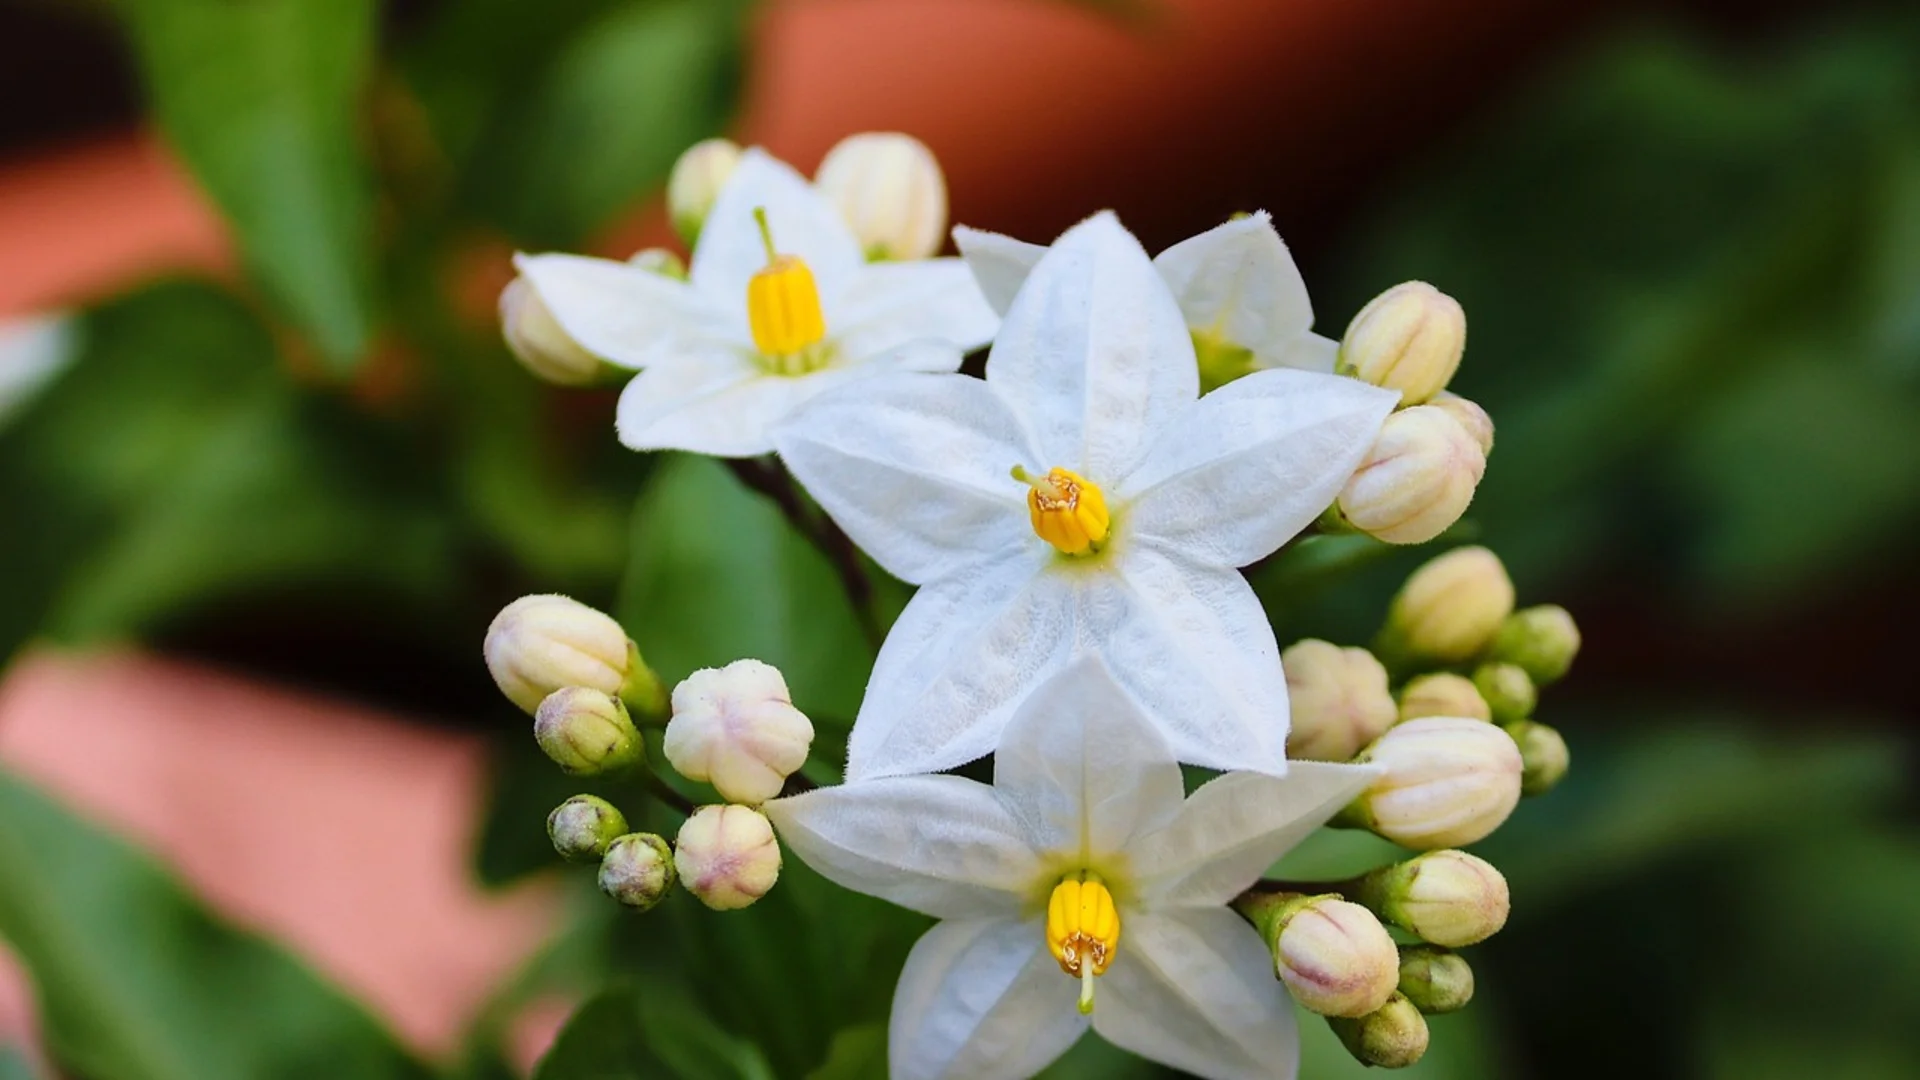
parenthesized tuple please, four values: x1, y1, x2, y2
(833, 258, 1000, 357)
(1266, 330, 1339, 374)
(764, 776, 1040, 919)
(1129, 762, 1384, 908)
(774, 372, 1035, 585)
(890, 917, 1087, 1080)
(1153, 211, 1314, 369)
(953, 225, 1046, 317)
(513, 253, 728, 369)
(1093, 908, 1299, 1080)
(846, 552, 1075, 781)
(985, 212, 1198, 482)
(1091, 547, 1290, 775)
(691, 148, 865, 309)
(1119, 368, 1398, 568)
(991, 654, 1186, 862)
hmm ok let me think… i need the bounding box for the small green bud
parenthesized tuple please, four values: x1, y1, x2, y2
(1340, 718, 1524, 849)
(667, 138, 742, 246)
(1355, 850, 1510, 947)
(547, 794, 628, 862)
(1236, 892, 1400, 1018)
(1282, 640, 1398, 763)
(1377, 547, 1515, 665)
(1337, 281, 1467, 406)
(1504, 719, 1570, 796)
(598, 833, 676, 911)
(1397, 672, 1491, 724)
(1488, 604, 1581, 685)
(1472, 662, 1536, 724)
(1328, 992, 1429, 1069)
(627, 247, 688, 280)
(675, 805, 781, 911)
(534, 687, 643, 776)
(1398, 946, 1474, 1014)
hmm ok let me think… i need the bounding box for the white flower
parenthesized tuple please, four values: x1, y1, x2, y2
(513, 148, 998, 457)
(775, 211, 1396, 780)
(765, 657, 1382, 1080)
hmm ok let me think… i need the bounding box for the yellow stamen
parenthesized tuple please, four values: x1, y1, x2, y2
(746, 207, 827, 361)
(1046, 873, 1120, 1014)
(1011, 465, 1111, 557)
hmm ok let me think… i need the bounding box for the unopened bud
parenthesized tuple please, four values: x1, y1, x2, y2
(1355, 849, 1510, 947)
(1429, 391, 1493, 456)
(499, 277, 605, 387)
(598, 832, 675, 911)
(485, 594, 665, 716)
(1238, 892, 1399, 1018)
(1340, 717, 1524, 849)
(1504, 719, 1570, 796)
(1378, 546, 1515, 665)
(1397, 673, 1491, 724)
(627, 246, 687, 280)
(534, 687, 643, 775)
(675, 805, 781, 911)
(664, 659, 815, 804)
(547, 794, 629, 862)
(1397, 947, 1474, 1014)
(668, 138, 743, 246)
(1489, 604, 1581, 685)
(1337, 281, 1467, 406)
(1328, 993, 1429, 1069)
(1472, 662, 1536, 724)
(1336, 406, 1485, 545)
(814, 132, 948, 261)
(1283, 640, 1398, 762)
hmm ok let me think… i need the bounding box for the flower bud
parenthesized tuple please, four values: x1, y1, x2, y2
(1397, 673, 1491, 724)
(598, 832, 675, 912)
(499, 277, 605, 387)
(1336, 406, 1485, 545)
(675, 805, 781, 911)
(547, 794, 629, 862)
(1341, 717, 1524, 849)
(1238, 893, 1399, 1018)
(668, 138, 743, 246)
(1397, 946, 1474, 1014)
(1282, 640, 1398, 763)
(1488, 604, 1581, 686)
(627, 246, 688, 280)
(534, 687, 644, 776)
(1504, 719, 1570, 796)
(485, 594, 665, 716)
(1336, 281, 1467, 406)
(664, 659, 815, 804)
(1355, 849, 1511, 947)
(1328, 993, 1429, 1069)
(1472, 662, 1536, 724)
(1378, 546, 1515, 665)
(1429, 391, 1493, 456)
(813, 132, 948, 261)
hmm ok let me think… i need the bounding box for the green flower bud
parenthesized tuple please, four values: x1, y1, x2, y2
(547, 794, 629, 862)
(675, 805, 781, 911)
(534, 687, 643, 776)
(1397, 672, 1491, 724)
(1237, 892, 1399, 1018)
(627, 247, 688, 280)
(1341, 718, 1524, 849)
(1337, 281, 1467, 406)
(1398, 946, 1474, 1014)
(814, 132, 948, 261)
(1428, 391, 1493, 456)
(499, 277, 607, 387)
(1355, 850, 1511, 947)
(668, 138, 743, 246)
(1377, 547, 1515, 665)
(1328, 992, 1429, 1069)
(485, 594, 665, 717)
(1504, 719, 1570, 796)
(1282, 640, 1398, 763)
(598, 833, 675, 911)
(1472, 662, 1536, 724)
(1488, 604, 1581, 685)
(1336, 406, 1485, 546)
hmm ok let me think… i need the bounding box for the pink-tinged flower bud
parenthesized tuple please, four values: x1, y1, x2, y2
(598, 832, 675, 911)
(1328, 992, 1429, 1069)
(1341, 717, 1524, 849)
(1283, 640, 1398, 763)
(1238, 893, 1400, 1018)
(1397, 673, 1491, 724)
(1489, 604, 1582, 685)
(547, 794, 629, 862)
(1378, 546, 1515, 665)
(1337, 281, 1467, 406)
(1336, 406, 1485, 545)
(1398, 946, 1474, 1014)
(485, 594, 664, 716)
(1504, 719, 1570, 796)
(665, 659, 815, 805)
(534, 688, 643, 776)
(1429, 391, 1493, 456)
(1472, 661, 1537, 724)
(814, 132, 948, 261)
(1356, 849, 1511, 947)
(668, 138, 743, 246)
(675, 805, 781, 911)
(499, 277, 605, 387)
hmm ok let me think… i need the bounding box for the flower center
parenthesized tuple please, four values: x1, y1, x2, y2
(1011, 465, 1110, 557)
(746, 207, 829, 370)
(1046, 872, 1120, 1014)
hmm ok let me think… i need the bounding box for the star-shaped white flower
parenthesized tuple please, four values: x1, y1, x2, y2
(774, 211, 1396, 780)
(513, 149, 998, 457)
(766, 657, 1381, 1080)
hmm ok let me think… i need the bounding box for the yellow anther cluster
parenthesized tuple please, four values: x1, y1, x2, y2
(746, 207, 828, 361)
(1014, 466, 1110, 557)
(1047, 873, 1120, 1013)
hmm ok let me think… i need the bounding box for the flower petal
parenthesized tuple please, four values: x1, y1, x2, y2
(991, 654, 1186, 863)
(1267, 330, 1338, 374)
(774, 372, 1035, 585)
(764, 775, 1039, 919)
(985, 211, 1198, 482)
(513, 253, 729, 369)
(953, 225, 1046, 317)
(1129, 762, 1384, 908)
(1152, 211, 1314, 369)
(845, 551, 1074, 781)
(834, 258, 1000, 357)
(890, 917, 1087, 1080)
(691, 148, 865, 310)
(1093, 908, 1300, 1080)
(1119, 368, 1398, 568)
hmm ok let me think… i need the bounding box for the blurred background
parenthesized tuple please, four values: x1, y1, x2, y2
(1, 0, 1917, 1077)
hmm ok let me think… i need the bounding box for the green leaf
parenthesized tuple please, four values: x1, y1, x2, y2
(0, 769, 431, 1080)
(532, 986, 772, 1080)
(114, 0, 378, 368)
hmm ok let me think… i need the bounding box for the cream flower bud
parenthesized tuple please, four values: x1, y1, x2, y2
(1336, 406, 1485, 545)
(598, 832, 676, 911)
(1429, 391, 1493, 456)
(485, 594, 664, 716)
(664, 659, 815, 805)
(1356, 849, 1511, 947)
(1379, 546, 1515, 665)
(1489, 604, 1581, 685)
(675, 805, 781, 911)
(547, 794, 629, 862)
(814, 132, 948, 261)
(1239, 893, 1399, 1018)
(668, 137, 743, 246)
(534, 687, 644, 776)
(627, 246, 688, 280)
(499, 277, 605, 387)
(1398, 946, 1474, 1014)
(1342, 717, 1524, 849)
(1282, 640, 1398, 762)
(1337, 281, 1466, 406)
(1328, 992, 1429, 1069)
(1397, 673, 1491, 724)
(1472, 661, 1537, 724)
(1504, 720, 1571, 796)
